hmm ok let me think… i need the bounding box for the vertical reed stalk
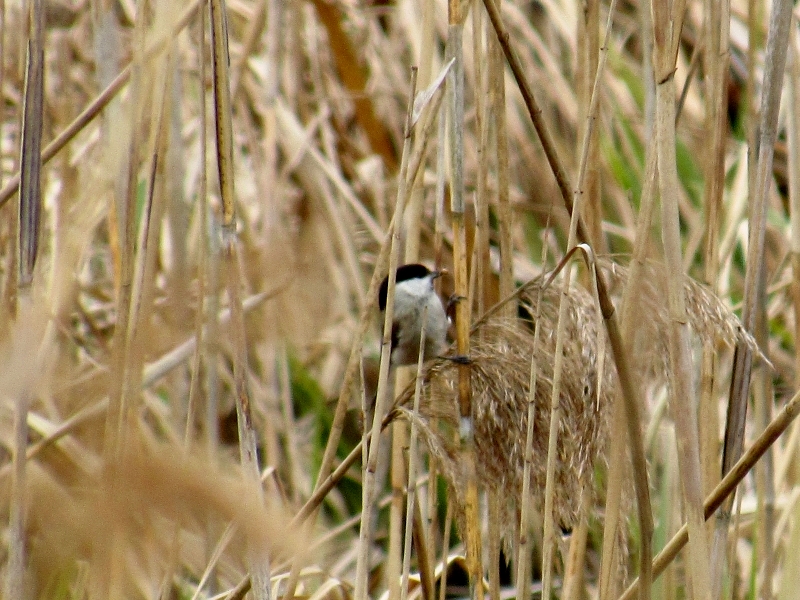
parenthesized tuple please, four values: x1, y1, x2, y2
(389, 392, 407, 600)
(400, 307, 429, 600)
(540, 0, 616, 592)
(472, 3, 499, 594)
(562, 484, 591, 600)
(515, 225, 551, 600)
(353, 69, 418, 600)
(417, 0, 441, 581)
(186, 2, 210, 453)
(482, 2, 653, 593)
(438, 500, 455, 600)
(488, 2, 512, 319)
(446, 2, 484, 597)
(649, 0, 715, 594)
(6, 1, 44, 590)
(208, 0, 272, 597)
(601, 148, 658, 600)
(699, 0, 728, 509)
(754, 295, 776, 599)
(786, 34, 800, 542)
(712, 0, 793, 586)
(577, 0, 603, 250)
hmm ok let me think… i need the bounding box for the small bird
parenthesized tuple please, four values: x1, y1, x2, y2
(378, 263, 449, 367)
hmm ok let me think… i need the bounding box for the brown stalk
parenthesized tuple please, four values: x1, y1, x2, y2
(754, 289, 776, 599)
(400, 306, 432, 600)
(600, 148, 657, 600)
(353, 69, 418, 600)
(515, 218, 553, 600)
(562, 485, 592, 600)
(787, 29, 800, 541)
(481, 1, 654, 593)
(699, 0, 728, 523)
(619, 387, 800, 600)
(309, 0, 398, 171)
(577, 0, 603, 251)
(712, 0, 793, 585)
(0, 0, 202, 211)
(6, 1, 45, 591)
(208, 0, 272, 597)
(651, 0, 712, 592)
(488, 9, 513, 318)
(185, 2, 210, 451)
(539, 0, 615, 592)
(128, 47, 176, 419)
(471, 4, 499, 594)
(446, 1, 484, 596)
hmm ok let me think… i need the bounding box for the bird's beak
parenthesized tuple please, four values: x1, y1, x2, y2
(431, 270, 443, 280)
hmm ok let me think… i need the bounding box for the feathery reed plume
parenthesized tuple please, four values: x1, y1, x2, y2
(393, 257, 762, 552)
(397, 280, 612, 541)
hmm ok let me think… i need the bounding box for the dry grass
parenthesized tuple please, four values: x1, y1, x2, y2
(0, 0, 799, 599)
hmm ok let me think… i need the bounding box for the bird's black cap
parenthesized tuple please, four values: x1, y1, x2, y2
(378, 263, 433, 311)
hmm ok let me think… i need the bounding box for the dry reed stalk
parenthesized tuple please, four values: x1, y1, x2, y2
(562, 483, 591, 600)
(410, 0, 441, 582)
(431, 20, 448, 583)
(620, 386, 800, 599)
(208, 0, 272, 597)
(576, 0, 602, 252)
(445, 0, 484, 596)
(651, 0, 712, 592)
(515, 236, 549, 600)
(712, 0, 793, 588)
(754, 312, 776, 599)
(388, 341, 407, 594)
(5, 0, 44, 591)
(309, 0, 397, 171)
(473, 0, 490, 321)
(0, 1, 202, 212)
(699, 0, 729, 510)
(353, 69, 418, 600)
(400, 307, 431, 600)
(599, 149, 657, 600)
(392, 36, 443, 600)
(481, 3, 654, 594)
(540, 0, 615, 588)
(787, 32, 800, 559)
(185, 2, 210, 454)
(487, 2, 513, 320)
(471, 4, 501, 595)
(541, 255, 593, 598)
(389, 58, 434, 600)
